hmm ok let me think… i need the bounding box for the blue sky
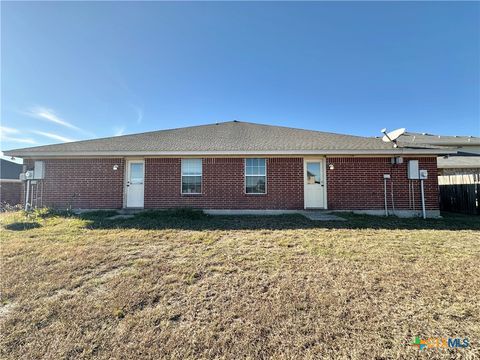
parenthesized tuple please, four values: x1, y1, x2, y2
(1, 2, 479, 159)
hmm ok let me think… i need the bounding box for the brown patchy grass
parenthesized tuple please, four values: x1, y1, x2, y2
(1, 210, 479, 359)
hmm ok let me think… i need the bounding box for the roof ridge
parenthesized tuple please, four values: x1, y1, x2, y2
(219, 120, 374, 140)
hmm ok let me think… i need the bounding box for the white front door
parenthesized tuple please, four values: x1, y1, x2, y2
(304, 159, 326, 209)
(126, 160, 144, 208)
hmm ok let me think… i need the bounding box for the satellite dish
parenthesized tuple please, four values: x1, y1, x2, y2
(381, 128, 406, 148)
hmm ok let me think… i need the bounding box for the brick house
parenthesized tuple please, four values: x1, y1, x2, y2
(4, 121, 445, 217)
(0, 158, 23, 206)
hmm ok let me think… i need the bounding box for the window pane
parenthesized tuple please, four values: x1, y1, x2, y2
(245, 158, 266, 176)
(258, 159, 265, 175)
(182, 175, 201, 194)
(129, 163, 143, 184)
(182, 159, 202, 176)
(246, 166, 256, 176)
(307, 162, 321, 184)
(246, 176, 266, 194)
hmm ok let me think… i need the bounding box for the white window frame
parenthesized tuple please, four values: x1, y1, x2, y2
(181, 158, 202, 195)
(244, 158, 267, 195)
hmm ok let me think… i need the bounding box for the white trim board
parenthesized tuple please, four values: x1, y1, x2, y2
(5, 148, 453, 158)
(0, 179, 23, 183)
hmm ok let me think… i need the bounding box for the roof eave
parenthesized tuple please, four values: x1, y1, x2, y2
(438, 164, 480, 169)
(3, 148, 455, 158)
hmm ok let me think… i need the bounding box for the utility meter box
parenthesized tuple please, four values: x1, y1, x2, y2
(408, 160, 419, 179)
(25, 170, 34, 180)
(34, 161, 45, 179)
(419, 170, 428, 179)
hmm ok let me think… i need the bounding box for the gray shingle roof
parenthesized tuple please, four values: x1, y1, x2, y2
(4, 121, 445, 157)
(398, 132, 480, 146)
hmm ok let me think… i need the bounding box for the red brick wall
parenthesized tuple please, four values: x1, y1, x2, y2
(25, 159, 125, 209)
(24, 156, 439, 211)
(144, 158, 304, 209)
(0, 181, 22, 206)
(326, 157, 439, 210)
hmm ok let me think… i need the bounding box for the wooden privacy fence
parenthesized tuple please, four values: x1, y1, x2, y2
(439, 175, 480, 215)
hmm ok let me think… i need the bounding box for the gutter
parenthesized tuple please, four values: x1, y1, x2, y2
(3, 148, 455, 158)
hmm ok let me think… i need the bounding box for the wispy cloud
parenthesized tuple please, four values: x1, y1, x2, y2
(0, 126, 20, 134)
(1, 125, 76, 145)
(0, 126, 37, 144)
(0, 135, 37, 145)
(131, 105, 143, 124)
(26, 107, 79, 130)
(24, 107, 93, 136)
(32, 131, 76, 143)
(114, 126, 125, 136)
(106, 67, 144, 125)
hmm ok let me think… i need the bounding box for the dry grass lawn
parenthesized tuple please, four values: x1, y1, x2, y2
(1, 210, 479, 359)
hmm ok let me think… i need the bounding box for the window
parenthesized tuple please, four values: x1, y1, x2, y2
(182, 159, 202, 194)
(129, 163, 144, 184)
(245, 158, 266, 194)
(306, 162, 321, 184)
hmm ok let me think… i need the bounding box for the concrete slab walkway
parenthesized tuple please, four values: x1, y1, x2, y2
(300, 211, 346, 221)
(106, 214, 135, 220)
(93, 209, 346, 221)
(204, 209, 346, 221)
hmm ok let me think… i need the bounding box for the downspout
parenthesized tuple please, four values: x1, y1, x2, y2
(25, 179, 30, 211)
(420, 179, 426, 219)
(391, 178, 395, 215)
(383, 174, 390, 216)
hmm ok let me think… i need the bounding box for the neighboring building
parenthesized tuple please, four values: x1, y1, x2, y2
(398, 132, 480, 155)
(394, 132, 480, 215)
(0, 158, 23, 206)
(4, 121, 446, 217)
(397, 132, 480, 184)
